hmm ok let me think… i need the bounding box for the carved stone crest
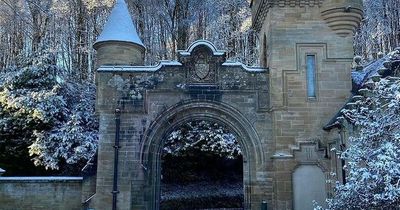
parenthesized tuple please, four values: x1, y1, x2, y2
(187, 50, 216, 83)
(195, 62, 210, 80)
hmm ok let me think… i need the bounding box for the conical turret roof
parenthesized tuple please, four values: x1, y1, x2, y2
(94, 0, 144, 48)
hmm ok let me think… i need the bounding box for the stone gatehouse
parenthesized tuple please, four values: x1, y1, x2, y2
(0, 0, 369, 209)
(90, 0, 363, 209)
(95, 37, 272, 209)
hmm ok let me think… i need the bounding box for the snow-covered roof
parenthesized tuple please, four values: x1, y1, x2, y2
(94, 0, 144, 48)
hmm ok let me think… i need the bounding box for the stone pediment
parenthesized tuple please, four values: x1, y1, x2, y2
(97, 40, 266, 73)
(178, 40, 226, 84)
(98, 40, 267, 89)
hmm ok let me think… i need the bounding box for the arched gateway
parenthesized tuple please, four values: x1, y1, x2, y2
(93, 39, 274, 210)
(142, 100, 264, 209)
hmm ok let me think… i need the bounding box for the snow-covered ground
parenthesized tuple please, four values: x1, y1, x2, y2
(161, 181, 243, 209)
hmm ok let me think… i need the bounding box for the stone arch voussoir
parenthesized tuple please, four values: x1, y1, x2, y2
(140, 100, 264, 167)
(139, 100, 265, 210)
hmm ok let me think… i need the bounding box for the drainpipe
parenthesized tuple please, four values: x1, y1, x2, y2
(339, 129, 346, 184)
(112, 108, 121, 210)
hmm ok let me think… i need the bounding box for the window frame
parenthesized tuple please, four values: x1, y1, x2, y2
(305, 53, 318, 100)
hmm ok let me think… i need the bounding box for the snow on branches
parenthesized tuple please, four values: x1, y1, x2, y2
(0, 52, 98, 170)
(326, 77, 400, 209)
(163, 121, 241, 159)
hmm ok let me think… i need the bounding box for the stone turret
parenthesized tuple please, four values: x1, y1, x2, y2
(93, 0, 145, 66)
(321, 0, 363, 37)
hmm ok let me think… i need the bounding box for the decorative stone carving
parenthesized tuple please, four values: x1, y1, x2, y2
(293, 141, 327, 163)
(190, 51, 216, 83)
(195, 62, 210, 80)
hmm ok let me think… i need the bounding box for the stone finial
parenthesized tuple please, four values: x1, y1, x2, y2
(353, 55, 363, 71)
(377, 52, 385, 59)
(0, 167, 5, 176)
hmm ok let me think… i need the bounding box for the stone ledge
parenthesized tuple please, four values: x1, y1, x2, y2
(0, 176, 83, 183)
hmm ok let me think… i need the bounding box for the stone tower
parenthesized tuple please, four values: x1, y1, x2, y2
(92, 0, 145, 209)
(251, 0, 362, 209)
(93, 0, 145, 66)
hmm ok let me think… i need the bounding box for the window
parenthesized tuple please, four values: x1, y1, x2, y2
(306, 55, 316, 98)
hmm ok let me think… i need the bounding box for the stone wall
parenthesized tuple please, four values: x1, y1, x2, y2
(0, 177, 83, 210)
(261, 5, 355, 150)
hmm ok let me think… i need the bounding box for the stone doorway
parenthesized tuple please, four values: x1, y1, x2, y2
(140, 101, 260, 210)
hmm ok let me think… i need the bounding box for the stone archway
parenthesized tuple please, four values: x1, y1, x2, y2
(140, 100, 264, 209)
(94, 41, 273, 210)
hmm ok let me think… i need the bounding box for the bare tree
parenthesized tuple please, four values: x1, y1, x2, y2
(355, 0, 400, 59)
(26, 0, 52, 52)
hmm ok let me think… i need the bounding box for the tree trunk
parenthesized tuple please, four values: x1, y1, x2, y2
(175, 0, 189, 50)
(26, 0, 51, 53)
(74, 0, 89, 81)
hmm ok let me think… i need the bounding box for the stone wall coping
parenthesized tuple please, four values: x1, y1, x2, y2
(222, 61, 267, 72)
(0, 176, 83, 182)
(97, 60, 266, 73)
(97, 60, 182, 72)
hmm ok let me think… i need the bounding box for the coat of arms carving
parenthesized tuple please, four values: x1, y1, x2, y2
(195, 62, 210, 80)
(188, 51, 216, 83)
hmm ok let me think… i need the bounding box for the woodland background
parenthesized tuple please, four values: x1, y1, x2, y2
(0, 0, 256, 81)
(0, 0, 399, 174)
(0, 1, 399, 208)
(0, 0, 399, 79)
